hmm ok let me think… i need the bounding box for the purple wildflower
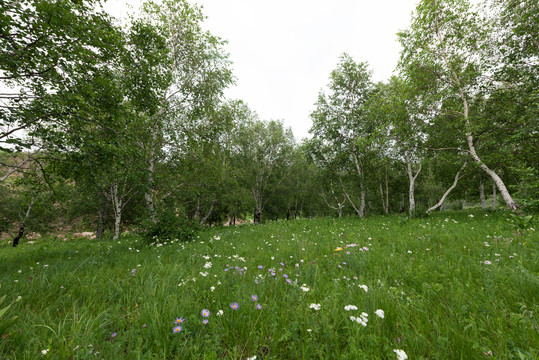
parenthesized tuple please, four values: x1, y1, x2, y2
(256, 303, 262, 310)
(201, 309, 210, 317)
(202, 319, 208, 325)
(175, 317, 185, 324)
(251, 295, 258, 302)
(173, 326, 182, 333)
(230, 302, 239, 310)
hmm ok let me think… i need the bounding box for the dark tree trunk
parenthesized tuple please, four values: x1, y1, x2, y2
(254, 209, 261, 224)
(13, 200, 34, 247)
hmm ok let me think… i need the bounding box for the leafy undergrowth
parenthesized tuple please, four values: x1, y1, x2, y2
(0, 210, 537, 359)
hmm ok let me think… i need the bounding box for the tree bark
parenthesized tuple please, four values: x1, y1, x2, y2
(12, 200, 35, 247)
(144, 123, 159, 223)
(479, 181, 487, 210)
(111, 183, 122, 241)
(405, 152, 422, 217)
(427, 162, 467, 214)
(200, 199, 216, 226)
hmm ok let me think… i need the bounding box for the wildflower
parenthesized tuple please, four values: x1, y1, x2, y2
(142, 324, 147, 328)
(258, 265, 263, 269)
(210, 286, 215, 292)
(309, 303, 321, 310)
(111, 332, 117, 338)
(41, 349, 48, 355)
(344, 305, 358, 311)
(201, 309, 210, 317)
(247, 356, 257, 360)
(251, 295, 258, 302)
(306, 328, 312, 332)
(350, 316, 356, 321)
(283, 274, 288, 278)
(484, 260, 492, 265)
(216, 310, 224, 316)
(175, 317, 185, 324)
(300, 285, 310, 292)
(204, 262, 212, 269)
(334, 247, 343, 252)
(203, 319, 208, 325)
(359, 285, 368, 292)
(256, 303, 262, 310)
(375, 309, 384, 319)
(173, 326, 182, 333)
(230, 302, 239, 310)
(393, 349, 408, 360)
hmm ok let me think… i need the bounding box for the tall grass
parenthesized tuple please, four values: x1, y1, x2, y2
(0, 210, 537, 359)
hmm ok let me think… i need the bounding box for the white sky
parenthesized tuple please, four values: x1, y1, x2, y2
(103, 0, 419, 140)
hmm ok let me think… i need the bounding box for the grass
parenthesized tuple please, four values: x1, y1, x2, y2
(0, 209, 538, 359)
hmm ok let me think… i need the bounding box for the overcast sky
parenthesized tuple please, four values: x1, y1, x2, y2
(103, 0, 419, 140)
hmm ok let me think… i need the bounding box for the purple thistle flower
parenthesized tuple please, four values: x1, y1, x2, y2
(201, 309, 210, 317)
(173, 326, 182, 333)
(230, 302, 239, 310)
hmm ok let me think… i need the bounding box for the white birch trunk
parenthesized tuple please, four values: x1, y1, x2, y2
(479, 181, 487, 210)
(427, 162, 467, 214)
(405, 152, 422, 217)
(111, 183, 122, 241)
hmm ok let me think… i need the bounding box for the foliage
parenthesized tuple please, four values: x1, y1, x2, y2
(140, 209, 199, 245)
(0, 284, 20, 335)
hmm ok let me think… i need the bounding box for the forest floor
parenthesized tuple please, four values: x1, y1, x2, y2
(0, 210, 537, 359)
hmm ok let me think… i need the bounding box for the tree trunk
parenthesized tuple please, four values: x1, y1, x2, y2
(144, 125, 158, 223)
(200, 199, 216, 226)
(254, 208, 261, 224)
(12, 200, 35, 247)
(111, 183, 122, 241)
(379, 183, 387, 214)
(359, 184, 365, 218)
(405, 152, 422, 217)
(427, 162, 466, 214)
(479, 181, 487, 210)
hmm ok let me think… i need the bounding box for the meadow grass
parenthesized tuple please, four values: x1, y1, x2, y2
(0, 210, 537, 359)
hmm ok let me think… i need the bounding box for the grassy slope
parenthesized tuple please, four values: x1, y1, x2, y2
(0, 210, 537, 359)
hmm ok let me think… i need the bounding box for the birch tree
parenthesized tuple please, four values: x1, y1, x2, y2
(398, 0, 519, 210)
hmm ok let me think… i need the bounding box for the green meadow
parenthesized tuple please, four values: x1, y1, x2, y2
(0, 210, 537, 359)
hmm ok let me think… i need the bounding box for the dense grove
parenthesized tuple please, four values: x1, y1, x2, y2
(1, 0, 537, 244)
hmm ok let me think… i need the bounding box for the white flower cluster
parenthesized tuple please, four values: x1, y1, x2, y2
(300, 284, 310, 292)
(394, 349, 408, 360)
(375, 309, 384, 319)
(350, 312, 368, 326)
(204, 262, 212, 269)
(359, 284, 368, 292)
(344, 305, 358, 311)
(309, 303, 321, 310)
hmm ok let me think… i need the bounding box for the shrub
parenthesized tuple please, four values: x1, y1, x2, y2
(141, 210, 199, 245)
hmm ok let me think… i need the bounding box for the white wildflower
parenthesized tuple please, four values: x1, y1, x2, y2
(309, 303, 321, 310)
(394, 349, 408, 360)
(375, 309, 384, 319)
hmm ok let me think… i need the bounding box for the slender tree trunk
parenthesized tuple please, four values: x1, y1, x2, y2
(200, 199, 216, 226)
(379, 182, 386, 214)
(193, 198, 200, 220)
(111, 183, 122, 241)
(427, 162, 467, 214)
(385, 164, 389, 213)
(479, 181, 487, 210)
(12, 200, 35, 247)
(144, 125, 158, 223)
(492, 183, 496, 210)
(405, 152, 422, 217)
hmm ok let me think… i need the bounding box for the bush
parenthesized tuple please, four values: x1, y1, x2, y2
(141, 211, 199, 245)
